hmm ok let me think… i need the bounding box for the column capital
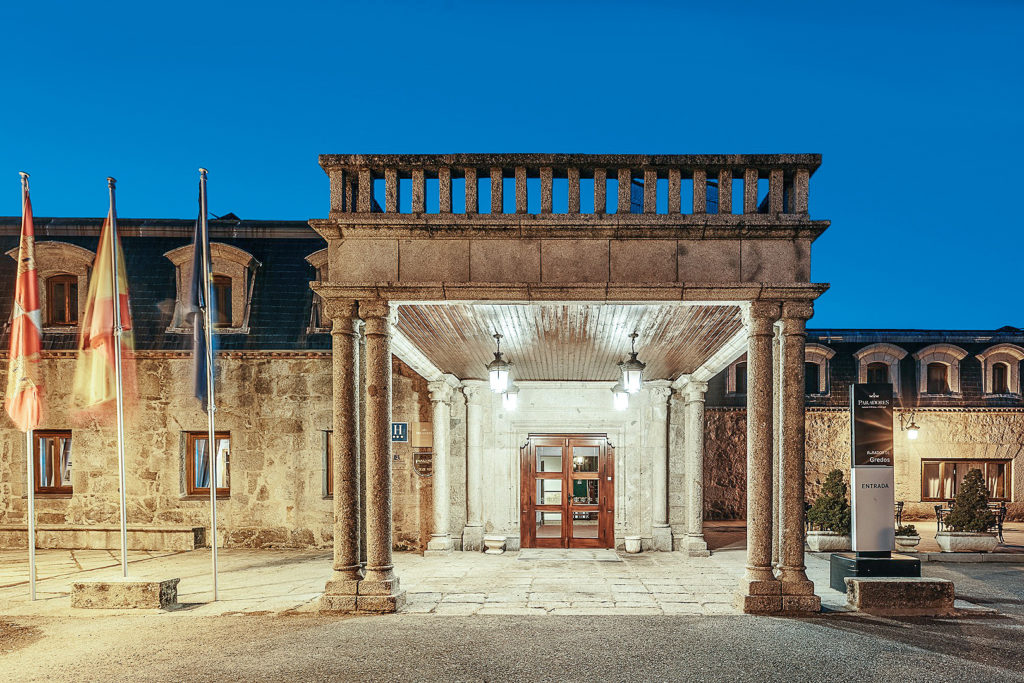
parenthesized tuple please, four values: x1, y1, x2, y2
(462, 380, 490, 404)
(683, 380, 709, 403)
(780, 300, 814, 323)
(324, 299, 360, 330)
(358, 299, 395, 323)
(743, 301, 781, 335)
(427, 380, 455, 405)
(646, 381, 672, 404)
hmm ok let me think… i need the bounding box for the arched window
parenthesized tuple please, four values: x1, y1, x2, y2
(804, 343, 835, 395)
(854, 343, 908, 397)
(992, 362, 1009, 394)
(46, 274, 78, 325)
(926, 362, 950, 394)
(164, 242, 260, 334)
(866, 362, 889, 385)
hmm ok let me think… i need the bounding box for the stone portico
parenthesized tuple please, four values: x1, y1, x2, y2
(311, 153, 829, 614)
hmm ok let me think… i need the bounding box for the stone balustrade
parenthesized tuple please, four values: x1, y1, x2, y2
(319, 154, 819, 218)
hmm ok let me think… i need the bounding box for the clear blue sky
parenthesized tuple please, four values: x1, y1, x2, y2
(3, 1, 1022, 329)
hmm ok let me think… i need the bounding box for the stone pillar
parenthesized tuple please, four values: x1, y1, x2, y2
(736, 301, 782, 613)
(649, 383, 673, 551)
(777, 301, 821, 612)
(462, 381, 486, 551)
(355, 299, 405, 612)
(321, 301, 362, 612)
(425, 380, 455, 555)
(772, 322, 782, 570)
(683, 381, 710, 557)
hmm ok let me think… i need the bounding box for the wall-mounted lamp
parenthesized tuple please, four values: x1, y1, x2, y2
(611, 380, 629, 411)
(899, 412, 920, 440)
(502, 381, 520, 411)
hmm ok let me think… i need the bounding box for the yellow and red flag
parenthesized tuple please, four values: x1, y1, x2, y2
(4, 177, 44, 432)
(72, 207, 136, 422)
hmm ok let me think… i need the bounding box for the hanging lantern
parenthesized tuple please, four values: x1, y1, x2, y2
(502, 381, 520, 411)
(618, 331, 646, 394)
(486, 333, 511, 393)
(611, 380, 629, 411)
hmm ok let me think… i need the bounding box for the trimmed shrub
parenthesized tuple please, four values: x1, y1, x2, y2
(807, 469, 851, 535)
(944, 469, 996, 533)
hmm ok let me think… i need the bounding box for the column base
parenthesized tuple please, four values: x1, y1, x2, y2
(651, 525, 673, 552)
(462, 525, 484, 552)
(320, 576, 406, 614)
(424, 534, 453, 556)
(734, 578, 782, 614)
(684, 534, 710, 557)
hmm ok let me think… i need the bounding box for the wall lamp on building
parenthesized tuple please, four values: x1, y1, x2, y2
(618, 331, 646, 394)
(899, 412, 921, 440)
(486, 333, 511, 393)
(502, 381, 520, 411)
(611, 380, 630, 411)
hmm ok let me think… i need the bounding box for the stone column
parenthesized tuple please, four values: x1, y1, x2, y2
(321, 301, 362, 612)
(462, 381, 486, 551)
(683, 381, 710, 557)
(425, 380, 454, 555)
(355, 299, 405, 612)
(736, 301, 782, 613)
(649, 383, 673, 551)
(777, 301, 821, 612)
(772, 322, 783, 570)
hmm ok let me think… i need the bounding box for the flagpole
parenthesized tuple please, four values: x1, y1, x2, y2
(199, 168, 219, 600)
(107, 177, 129, 579)
(20, 171, 37, 601)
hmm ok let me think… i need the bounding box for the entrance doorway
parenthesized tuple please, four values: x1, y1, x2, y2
(520, 434, 615, 548)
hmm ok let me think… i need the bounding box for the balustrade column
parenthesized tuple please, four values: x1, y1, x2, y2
(320, 300, 362, 612)
(540, 167, 553, 214)
(438, 167, 452, 213)
(490, 167, 503, 213)
(777, 301, 820, 612)
(736, 301, 781, 613)
(684, 381, 710, 556)
(355, 299, 405, 612)
(743, 168, 759, 214)
(693, 170, 707, 214)
(515, 166, 528, 214)
(617, 169, 631, 213)
(643, 169, 657, 213)
(425, 380, 455, 554)
(594, 168, 607, 214)
(718, 170, 733, 214)
(668, 169, 681, 213)
(465, 168, 478, 214)
(567, 167, 580, 213)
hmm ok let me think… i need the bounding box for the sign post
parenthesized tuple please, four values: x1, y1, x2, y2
(829, 383, 921, 591)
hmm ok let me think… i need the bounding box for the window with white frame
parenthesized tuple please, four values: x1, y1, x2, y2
(164, 243, 260, 334)
(912, 344, 968, 395)
(305, 249, 330, 333)
(975, 343, 1024, 396)
(6, 241, 95, 333)
(804, 344, 834, 395)
(853, 343, 907, 397)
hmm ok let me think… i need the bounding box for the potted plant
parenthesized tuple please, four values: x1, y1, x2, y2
(806, 469, 852, 552)
(894, 524, 921, 552)
(937, 469, 999, 552)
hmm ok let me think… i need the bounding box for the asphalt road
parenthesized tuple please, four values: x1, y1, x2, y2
(1, 564, 1022, 682)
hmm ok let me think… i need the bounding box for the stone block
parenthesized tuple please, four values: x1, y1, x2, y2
(677, 240, 740, 282)
(845, 577, 955, 616)
(469, 240, 541, 282)
(540, 240, 609, 283)
(323, 578, 361, 595)
(330, 239, 398, 282)
(463, 525, 484, 552)
(735, 593, 782, 614)
(781, 595, 821, 612)
(651, 526, 673, 552)
(399, 239, 470, 282)
(740, 239, 810, 283)
(357, 592, 407, 613)
(319, 594, 358, 612)
(780, 579, 817, 596)
(609, 240, 676, 283)
(71, 577, 179, 609)
(357, 577, 401, 596)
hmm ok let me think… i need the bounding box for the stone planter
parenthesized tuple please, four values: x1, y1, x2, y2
(936, 531, 999, 553)
(806, 530, 851, 552)
(894, 535, 921, 553)
(624, 536, 642, 554)
(483, 535, 506, 555)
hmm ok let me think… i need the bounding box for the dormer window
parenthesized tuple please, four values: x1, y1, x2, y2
(305, 248, 330, 333)
(866, 362, 888, 385)
(913, 344, 968, 396)
(975, 343, 1024, 396)
(46, 274, 79, 325)
(804, 343, 835, 395)
(164, 242, 260, 334)
(6, 241, 94, 333)
(854, 343, 908, 397)
(726, 358, 748, 394)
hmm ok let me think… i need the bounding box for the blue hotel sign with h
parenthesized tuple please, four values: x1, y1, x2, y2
(391, 422, 409, 443)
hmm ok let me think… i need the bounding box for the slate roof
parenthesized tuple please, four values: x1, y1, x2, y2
(0, 217, 329, 351)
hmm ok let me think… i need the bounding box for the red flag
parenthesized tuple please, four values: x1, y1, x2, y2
(5, 177, 44, 432)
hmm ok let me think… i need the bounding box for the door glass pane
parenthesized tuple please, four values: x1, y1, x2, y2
(572, 511, 600, 538)
(571, 446, 599, 473)
(536, 511, 561, 539)
(536, 478, 562, 505)
(536, 446, 562, 473)
(571, 478, 599, 505)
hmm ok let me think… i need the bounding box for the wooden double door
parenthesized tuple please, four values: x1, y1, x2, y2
(520, 434, 614, 549)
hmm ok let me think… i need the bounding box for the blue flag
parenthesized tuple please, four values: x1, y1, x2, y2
(189, 186, 216, 411)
